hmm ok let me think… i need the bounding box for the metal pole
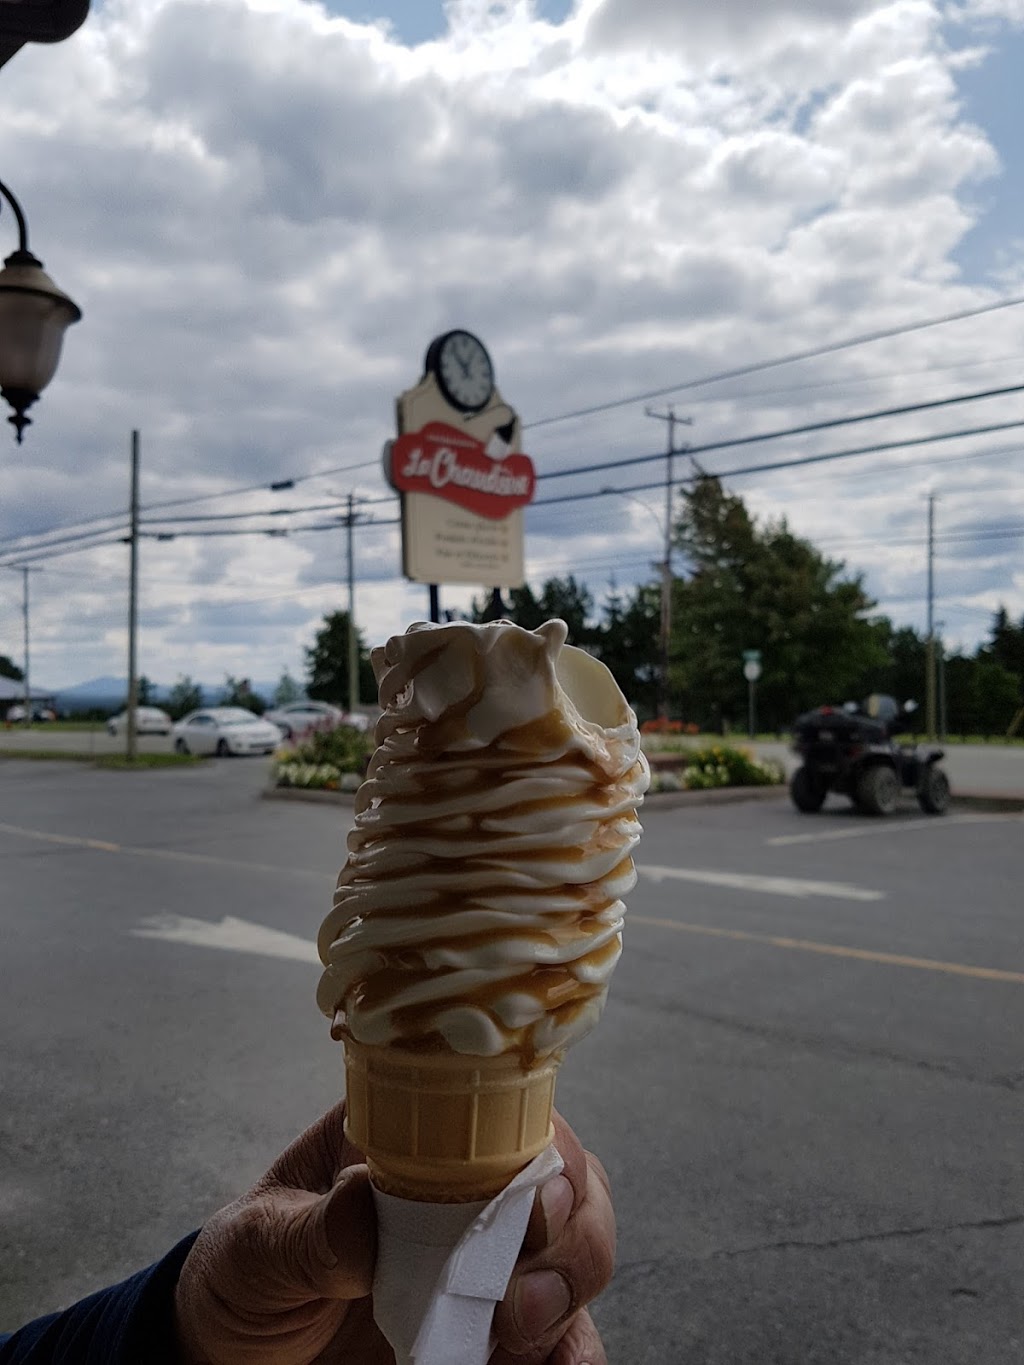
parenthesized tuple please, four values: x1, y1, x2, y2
(346, 493, 359, 714)
(660, 410, 674, 723)
(126, 430, 140, 760)
(429, 584, 441, 624)
(925, 492, 936, 741)
(21, 565, 30, 728)
(748, 677, 755, 740)
(645, 405, 692, 721)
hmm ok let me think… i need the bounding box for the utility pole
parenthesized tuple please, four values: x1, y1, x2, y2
(925, 491, 937, 741)
(126, 430, 140, 760)
(345, 492, 360, 714)
(644, 405, 693, 721)
(21, 565, 30, 728)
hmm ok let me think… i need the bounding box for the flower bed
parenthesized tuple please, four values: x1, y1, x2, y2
(644, 742, 784, 794)
(272, 723, 374, 792)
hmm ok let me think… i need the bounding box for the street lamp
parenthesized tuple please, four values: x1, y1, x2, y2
(0, 178, 81, 444)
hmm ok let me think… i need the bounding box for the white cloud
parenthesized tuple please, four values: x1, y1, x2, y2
(0, 0, 1022, 688)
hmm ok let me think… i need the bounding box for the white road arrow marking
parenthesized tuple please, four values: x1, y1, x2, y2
(638, 865, 883, 902)
(133, 914, 319, 963)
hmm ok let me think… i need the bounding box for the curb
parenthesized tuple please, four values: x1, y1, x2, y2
(950, 792, 1024, 813)
(262, 784, 357, 805)
(261, 782, 790, 809)
(261, 783, 1024, 813)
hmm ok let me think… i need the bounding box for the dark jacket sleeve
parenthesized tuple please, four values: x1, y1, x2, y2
(0, 1233, 200, 1364)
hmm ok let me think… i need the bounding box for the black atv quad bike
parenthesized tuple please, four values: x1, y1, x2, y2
(789, 693, 950, 817)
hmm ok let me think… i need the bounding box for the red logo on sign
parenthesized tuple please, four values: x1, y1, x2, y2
(390, 422, 535, 520)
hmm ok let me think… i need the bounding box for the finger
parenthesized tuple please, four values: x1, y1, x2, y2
(521, 1110, 588, 1255)
(545, 1309, 608, 1365)
(265, 1100, 366, 1195)
(488, 1308, 607, 1365)
(493, 1151, 615, 1358)
(269, 1164, 377, 1302)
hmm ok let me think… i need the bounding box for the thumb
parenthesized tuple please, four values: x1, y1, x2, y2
(273, 1163, 377, 1302)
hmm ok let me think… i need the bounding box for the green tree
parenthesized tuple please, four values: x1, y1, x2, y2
(592, 580, 660, 720)
(167, 675, 203, 720)
(972, 659, 1020, 737)
(273, 670, 303, 706)
(470, 577, 594, 644)
(848, 622, 927, 710)
(982, 607, 1024, 697)
(137, 675, 155, 706)
(672, 477, 887, 730)
(538, 576, 594, 645)
(305, 611, 375, 709)
(222, 675, 266, 714)
(0, 653, 23, 682)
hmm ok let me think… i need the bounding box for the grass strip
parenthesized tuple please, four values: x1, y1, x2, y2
(0, 749, 204, 768)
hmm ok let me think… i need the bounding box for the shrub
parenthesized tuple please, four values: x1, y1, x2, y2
(681, 743, 783, 790)
(645, 744, 784, 793)
(272, 722, 374, 790)
(290, 724, 373, 772)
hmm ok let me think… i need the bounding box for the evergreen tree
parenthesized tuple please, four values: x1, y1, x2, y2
(592, 580, 660, 720)
(305, 611, 375, 708)
(273, 670, 303, 706)
(222, 675, 266, 714)
(672, 477, 887, 730)
(0, 653, 23, 682)
(470, 577, 594, 644)
(982, 607, 1024, 698)
(167, 675, 203, 720)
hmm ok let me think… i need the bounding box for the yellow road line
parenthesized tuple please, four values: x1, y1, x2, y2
(0, 820, 322, 879)
(631, 914, 1024, 985)
(0, 821, 121, 853)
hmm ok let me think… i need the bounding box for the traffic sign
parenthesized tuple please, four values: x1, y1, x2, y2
(743, 660, 762, 682)
(742, 649, 762, 664)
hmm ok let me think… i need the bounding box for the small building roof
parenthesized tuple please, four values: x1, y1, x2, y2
(0, 678, 55, 702)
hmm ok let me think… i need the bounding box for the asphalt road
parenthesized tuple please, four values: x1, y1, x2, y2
(4, 725, 1024, 795)
(1, 760, 1022, 1362)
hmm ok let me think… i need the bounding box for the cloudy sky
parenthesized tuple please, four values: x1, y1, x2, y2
(1, 0, 1023, 691)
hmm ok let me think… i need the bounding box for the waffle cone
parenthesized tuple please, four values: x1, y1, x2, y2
(343, 1040, 559, 1201)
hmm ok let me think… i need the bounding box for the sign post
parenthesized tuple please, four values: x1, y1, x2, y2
(742, 650, 762, 739)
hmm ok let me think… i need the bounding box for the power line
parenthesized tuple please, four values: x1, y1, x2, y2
(536, 381, 1024, 484)
(138, 492, 397, 529)
(531, 418, 1024, 509)
(524, 293, 1024, 428)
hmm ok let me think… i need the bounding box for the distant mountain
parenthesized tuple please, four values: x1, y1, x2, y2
(54, 677, 280, 713)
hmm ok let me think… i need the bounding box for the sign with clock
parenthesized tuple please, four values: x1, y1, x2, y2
(386, 331, 535, 587)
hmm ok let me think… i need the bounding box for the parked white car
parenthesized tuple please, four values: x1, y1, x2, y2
(263, 699, 344, 740)
(172, 707, 282, 757)
(107, 706, 173, 737)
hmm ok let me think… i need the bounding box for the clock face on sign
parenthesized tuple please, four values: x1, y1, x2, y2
(428, 330, 495, 413)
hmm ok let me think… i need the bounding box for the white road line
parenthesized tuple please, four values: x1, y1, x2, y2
(638, 864, 883, 902)
(133, 914, 319, 964)
(766, 813, 1015, 847)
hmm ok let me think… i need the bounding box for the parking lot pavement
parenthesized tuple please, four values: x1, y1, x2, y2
(1, 764, 1022, 1361)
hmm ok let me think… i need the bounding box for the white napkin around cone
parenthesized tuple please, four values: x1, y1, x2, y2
(370, 1145, 565, 1365)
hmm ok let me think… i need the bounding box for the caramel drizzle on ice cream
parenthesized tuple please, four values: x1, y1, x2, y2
(316, 619, 649, 1063)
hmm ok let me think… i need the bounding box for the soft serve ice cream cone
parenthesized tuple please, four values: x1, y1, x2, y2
(316, 618, 649, 1202)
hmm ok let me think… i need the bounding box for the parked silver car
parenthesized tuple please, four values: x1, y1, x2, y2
(263, 699, 344, 740)
(172, 707, 281, 757)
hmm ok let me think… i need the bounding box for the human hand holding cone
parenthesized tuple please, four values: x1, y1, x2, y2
(315, 619, 648, 1356)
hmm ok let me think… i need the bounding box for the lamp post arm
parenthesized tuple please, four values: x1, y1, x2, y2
(0, 178, 38, 263)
